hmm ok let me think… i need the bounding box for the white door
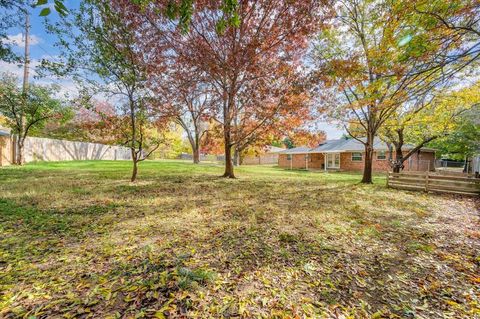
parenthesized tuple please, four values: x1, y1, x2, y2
(326, 153, 340, 169)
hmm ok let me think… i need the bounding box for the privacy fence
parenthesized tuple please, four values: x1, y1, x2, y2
(387, 171, 480, 196)
(0, 134, 131, 166)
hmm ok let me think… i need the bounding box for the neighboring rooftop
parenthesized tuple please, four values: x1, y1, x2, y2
(0, 130, 10, 137)
(265, 145, 286, 153)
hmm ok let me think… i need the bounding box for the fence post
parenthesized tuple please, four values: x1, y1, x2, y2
(386, 172, 389, 187)
(425, 171, 429, 192)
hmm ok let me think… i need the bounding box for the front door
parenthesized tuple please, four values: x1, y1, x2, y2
(326, 153, 340, 169)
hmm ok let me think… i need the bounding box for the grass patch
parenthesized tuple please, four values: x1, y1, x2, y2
(0, 160, 478, 318)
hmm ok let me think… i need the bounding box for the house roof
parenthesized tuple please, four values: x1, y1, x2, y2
(278, 146, 311, 154)
(0, 130, 10, 137)
(279, 138, 435, 154)
(311, 138, 390, 153)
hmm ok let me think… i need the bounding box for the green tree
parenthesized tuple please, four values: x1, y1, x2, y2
(0, 0, 26, 62)
(0, 73, 68, 164)
(429, 105, 480, 161)
(47, 0, 164, 182)
(311, 0, 445, 183)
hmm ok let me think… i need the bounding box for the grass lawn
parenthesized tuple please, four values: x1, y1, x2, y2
(0, 160, 479, 318)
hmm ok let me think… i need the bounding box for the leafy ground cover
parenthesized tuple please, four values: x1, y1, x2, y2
(0, 161, 479, 318)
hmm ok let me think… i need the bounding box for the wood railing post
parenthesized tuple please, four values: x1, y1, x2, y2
(425, 171, 429, 192)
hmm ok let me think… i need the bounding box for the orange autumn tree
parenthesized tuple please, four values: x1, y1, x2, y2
(287, 129, 326, 148)
(128, 0, 328, 178)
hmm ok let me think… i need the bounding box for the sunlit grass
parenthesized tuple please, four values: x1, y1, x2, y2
(0, 160, 477, 318)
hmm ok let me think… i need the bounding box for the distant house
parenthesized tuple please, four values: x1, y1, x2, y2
(242, 145, 285, 165)
(278, 138, 435, 172)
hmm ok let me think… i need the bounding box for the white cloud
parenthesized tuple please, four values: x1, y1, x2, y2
(0, 61, 24, 77)
(0, 59, 79, 99)
(5, 33, 42, 48)
(0, 59, 41, 78)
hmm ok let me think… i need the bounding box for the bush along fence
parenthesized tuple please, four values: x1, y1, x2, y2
(0, 134, 131, 166)
(387, 171, 480, 196)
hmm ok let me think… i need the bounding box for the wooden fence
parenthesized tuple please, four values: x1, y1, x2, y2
(387, 171, 480, 196)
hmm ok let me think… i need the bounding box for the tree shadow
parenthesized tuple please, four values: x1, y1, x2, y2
(0, 168, 477, 318)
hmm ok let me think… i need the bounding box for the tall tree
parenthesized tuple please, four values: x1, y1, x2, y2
(312, 0, 444, 183)
(152, 66, 213, 164)
(175, 0, 324, 177)
(47, 0, 166, 181)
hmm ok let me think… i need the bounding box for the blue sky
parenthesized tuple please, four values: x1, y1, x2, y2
(2, 2, 345, 139)
(2, 2, 76, 91)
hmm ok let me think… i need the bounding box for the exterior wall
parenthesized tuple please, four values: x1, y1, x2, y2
(278, 150, 435, 172)
(340, 151, 391, 172)
(279, 154, 307, 169)
(309, 153, 324, 169)
(0, 135, 131, 165)
(278, 153, 324, 169)
(0, 135, 14, 166)
(404, 151, 435, 171)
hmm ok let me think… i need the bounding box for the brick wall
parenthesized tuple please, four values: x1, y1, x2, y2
(278, 150, 435, 172)
(340, 151, 391, 171)
(278, 153, 324, 169)
(278, 154, 308, 169)
(309, 153, 324, 169)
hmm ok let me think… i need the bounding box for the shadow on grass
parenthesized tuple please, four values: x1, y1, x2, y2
(0, 163, 477, 318)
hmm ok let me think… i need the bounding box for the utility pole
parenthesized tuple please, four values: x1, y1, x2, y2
(23, 11, 30, 96)
(17, 8, 30, 164)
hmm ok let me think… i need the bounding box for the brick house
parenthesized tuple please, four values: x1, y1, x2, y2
(278, 138, 435, 172)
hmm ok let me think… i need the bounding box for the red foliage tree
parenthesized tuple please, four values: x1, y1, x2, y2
(121, 0, 328, 177)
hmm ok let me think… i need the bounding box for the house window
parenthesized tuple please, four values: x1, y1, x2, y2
(351, 152, 363, 161)
(377, 150, 386, 160)
(287, 154, 292, 160)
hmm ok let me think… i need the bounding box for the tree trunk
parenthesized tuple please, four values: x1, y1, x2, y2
(17, 12, 29, 166)
(233, 146, 239, 166)
(361, 135, 374, 184)
(223, 132, 235, 178)
(128, 96, 138, 182)
(131, 150, 138, 182)
(193, 146, 200, 164)
(16, 137, 24, 165)
(392, 145, 403, 173)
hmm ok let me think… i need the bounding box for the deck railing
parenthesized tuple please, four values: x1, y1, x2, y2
(387, 171, 480, 196)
